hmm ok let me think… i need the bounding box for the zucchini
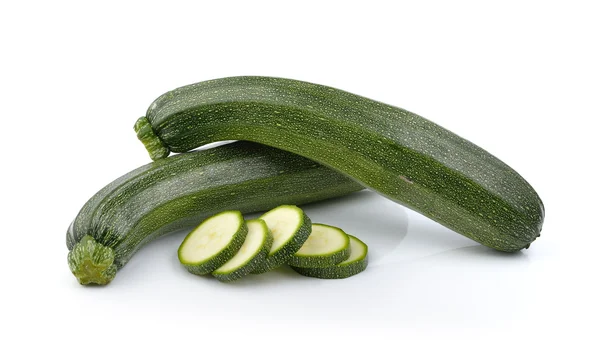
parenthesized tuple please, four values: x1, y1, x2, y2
(212, 219, 273, 282)
(66, 142, 363, 285)
(135, 76, 545, 252)
(251, 205, 312, 274)
(178, 210, 248, 275)
(287, 224, 350, 268)
(291, 235, 368, 279)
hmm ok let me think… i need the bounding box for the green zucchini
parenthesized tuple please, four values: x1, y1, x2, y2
(251, 205, 312, 274)
(66, 142, 363, 285)
(212, 219, 273, 282)
(287, 224, 350, 268)
(291, 235, 368, 279)
(135, 76, 545, 252)
(178, 210, 248, 275)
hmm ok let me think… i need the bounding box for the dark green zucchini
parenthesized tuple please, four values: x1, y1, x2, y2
(66, 142, 363, 285)
(135, 76, 544, 252)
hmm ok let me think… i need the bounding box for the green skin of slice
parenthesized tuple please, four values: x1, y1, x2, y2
(212, 219, 274, 282)
(178, 211, 248, 275)
(287, 224, 351, 268)
(291, 235, 368, 279)
(251, 205, 312, 274)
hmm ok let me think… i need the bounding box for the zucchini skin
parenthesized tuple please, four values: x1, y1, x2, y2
(137, 76, 545, 252)
(66, 141, 364, 284)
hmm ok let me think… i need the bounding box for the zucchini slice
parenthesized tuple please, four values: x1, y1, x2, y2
(212, 219, 273, 282)
(251, 205, 312, 274)
(291, 235, 368, 279)
(287, 224, 350, 268)
(178, 210, 247, 275)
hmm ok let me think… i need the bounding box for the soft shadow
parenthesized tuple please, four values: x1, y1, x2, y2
(219, 266, 306, 288)
(418, 244, 531, 263)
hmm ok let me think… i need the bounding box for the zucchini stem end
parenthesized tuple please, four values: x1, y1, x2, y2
(134, 116, 170, 160)
(68, 235, 117, 285)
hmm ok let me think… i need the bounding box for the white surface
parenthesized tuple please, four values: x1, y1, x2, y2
(1, 1, 598, 351)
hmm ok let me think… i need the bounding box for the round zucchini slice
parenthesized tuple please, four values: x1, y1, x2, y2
(287, 224, 350, 268)
(178, 210, 247, 275)
(291, 235, 368, 279)
(251, 205, 312, 274)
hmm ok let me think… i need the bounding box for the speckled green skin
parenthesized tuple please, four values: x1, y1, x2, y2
(251, 206, 312, 274)
(291, 235, 368, 279)
(212, 219, 274, 282)
(178, 210, 248, 275)
(287, 224, 351, 268)
(138, 76, 545, 251)
(66, 142, 364, 285)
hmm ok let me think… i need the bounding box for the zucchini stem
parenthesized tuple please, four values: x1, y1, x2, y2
(134, 116, 170, 160)
(68, 235, 117, 285)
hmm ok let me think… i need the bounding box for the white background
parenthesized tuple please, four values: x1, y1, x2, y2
(2, 1, 599, 351)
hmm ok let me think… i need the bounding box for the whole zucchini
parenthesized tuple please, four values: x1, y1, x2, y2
(66, 142, 363, 285)
(135, 76, 544, 252)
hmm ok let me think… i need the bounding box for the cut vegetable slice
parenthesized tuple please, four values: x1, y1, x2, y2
(251, 205, 312, 274)
(212, 219, 273, 282)
(287, 224, 350, 268)
(291, 235, 368, 279)
(178, 210, 247, 275)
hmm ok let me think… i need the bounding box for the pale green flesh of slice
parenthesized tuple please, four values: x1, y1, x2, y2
(215, 221, 266, 273)
(260, 207, 302, 254)
(180, 212, 242, 263)
(296, 224, 348, 256)
(339, 236, 367, 265)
